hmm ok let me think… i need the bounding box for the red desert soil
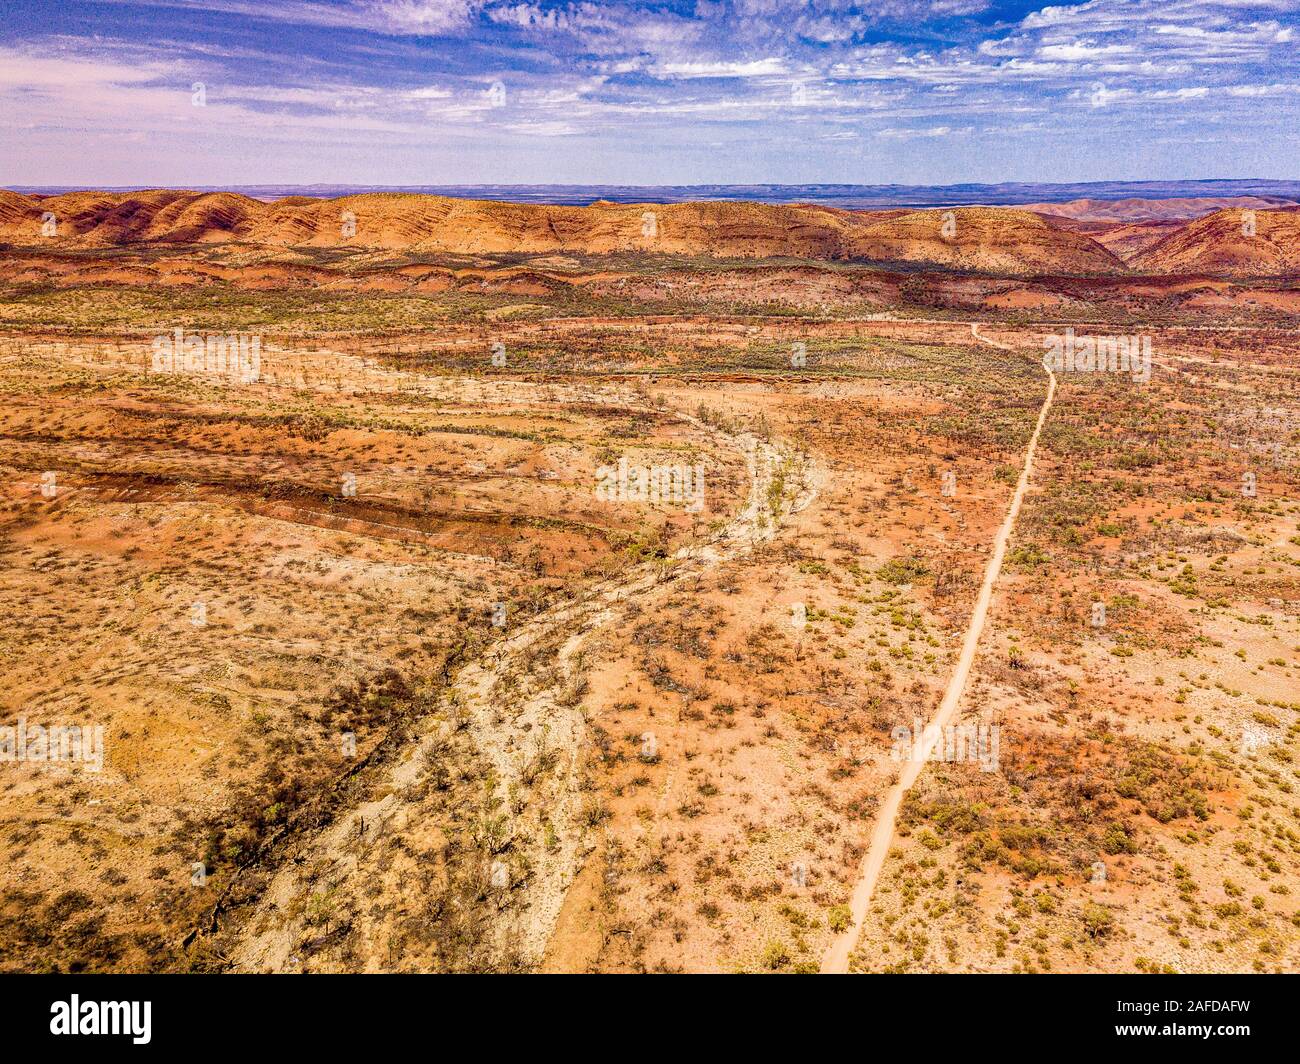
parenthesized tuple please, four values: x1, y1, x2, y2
(1133, 208, 1300, 276)
(0, 190, 1125, 275)
(6, 190, 1300, 280)
(1023, 195, 1296, 224)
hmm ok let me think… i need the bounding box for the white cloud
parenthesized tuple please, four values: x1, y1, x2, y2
(877, 124, 963, 138)
(365, 0, 482, 34)
(651, 58, 789, 79)
(1037, 42, 1135, 61)
(503, 119, 581, 135)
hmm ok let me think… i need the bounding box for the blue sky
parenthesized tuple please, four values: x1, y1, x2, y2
(1, 0, 1298, 185)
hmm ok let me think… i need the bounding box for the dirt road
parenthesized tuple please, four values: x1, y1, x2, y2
(821, 322, 1057, 973)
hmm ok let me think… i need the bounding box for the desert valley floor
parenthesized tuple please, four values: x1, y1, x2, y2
(1, 190, 1299, 973)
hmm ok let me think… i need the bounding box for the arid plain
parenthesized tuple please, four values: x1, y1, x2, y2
(1, 190, 1298, 973)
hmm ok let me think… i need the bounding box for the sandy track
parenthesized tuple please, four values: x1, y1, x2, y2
(228, 363, 820, 972)
(821, 321, 1056, 973)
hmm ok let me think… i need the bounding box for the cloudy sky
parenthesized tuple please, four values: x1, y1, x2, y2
(1, 0, 1297, 186)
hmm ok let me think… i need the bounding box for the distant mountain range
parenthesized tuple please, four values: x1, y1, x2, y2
(9, 180, 1300, 209)
(6, 187, 1300, 277)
